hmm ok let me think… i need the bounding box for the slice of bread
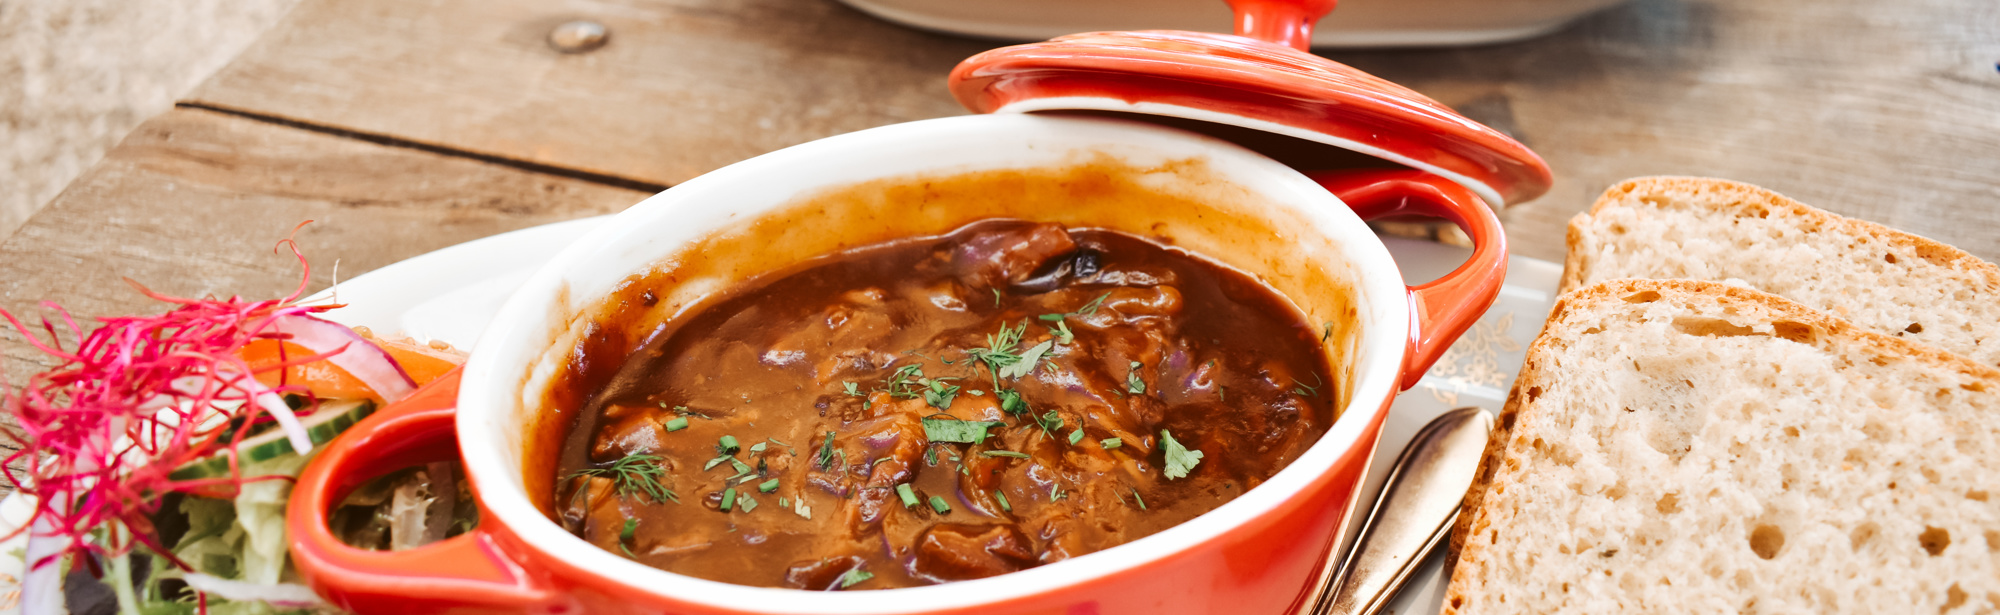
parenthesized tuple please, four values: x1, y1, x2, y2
(1443, 279, 2000, 614)
(1564, 177, 2000, 368)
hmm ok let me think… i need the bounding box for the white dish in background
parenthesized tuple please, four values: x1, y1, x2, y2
(838, 0, 1627, 48)
(0, 219, 1559, 613)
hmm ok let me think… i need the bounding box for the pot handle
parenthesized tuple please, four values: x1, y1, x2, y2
(288, 369, 553, 614)
(1225, 0, 1340, 51)
(1308, 169, 1508, 390)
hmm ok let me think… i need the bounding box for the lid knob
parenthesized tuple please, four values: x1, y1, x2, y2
(1226, 0, 1339, 51)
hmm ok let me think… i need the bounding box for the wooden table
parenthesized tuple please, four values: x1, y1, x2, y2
(3, 0, 1997, 488)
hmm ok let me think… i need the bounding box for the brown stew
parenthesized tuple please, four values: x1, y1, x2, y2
(552, 220, 1335, 590)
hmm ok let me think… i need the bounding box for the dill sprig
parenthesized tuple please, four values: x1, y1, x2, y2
(571, 453, 678, 504)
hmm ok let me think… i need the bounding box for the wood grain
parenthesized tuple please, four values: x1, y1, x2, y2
(187, 0, 993, 190)
(188, 0, 2000, 263)
(0, 108, 648, 492)
(1325, 0, 2000, 262)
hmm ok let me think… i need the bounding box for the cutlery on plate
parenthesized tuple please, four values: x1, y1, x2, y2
(1299, 406, 1495, 615)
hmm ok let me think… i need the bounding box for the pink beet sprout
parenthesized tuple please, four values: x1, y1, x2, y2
(0, 228, 353, 571)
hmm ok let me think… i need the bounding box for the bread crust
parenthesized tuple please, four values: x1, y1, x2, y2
(1439, 278, 2000, 614)
(1558, 176, 2000, 295)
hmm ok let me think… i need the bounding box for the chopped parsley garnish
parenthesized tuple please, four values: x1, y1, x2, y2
(1049, 319, 1074, 345)
(717, 435, 740, 455)
(896, 483, 919, 508)
(965, 320, 1030, 384)
(992, 288, 1004, 307)
(922, 417, 1001, 444)
(767, 437, 794, 453)
(750, 442, 767, 453)
(1101, 437, 1122, 449)
(1050, 484, 1066, 501)
(758, 478, 780, 493)
(720, 487, 738, 512)
(995, 492, 1011, 512)
(981, 450, 1030, 459)
(996, 388, 1028, 415)
(1127, 361, 1146, 395)
(569, 453, 678, 504)
(1292, 374, 1323, 398)
(1067, 429, 1083, 445)
(816, 431, 837, 469)
(1036, 409, 1064, 434)
(703, 455, 732, 471)
(663, 417, 689, 432)
(842, 381, 861, 396)
(728, 459, 753, 477)
(839, 568, 873, 589)
(881, 364, 927, 399)
(1131, 487, 1147, 510)
(929, 495, 952, 514)
(1075, 291, 1111, 316)
(1038, 313, 1065, 322)
(1161, 429, 1204, 480)
(738, 494, 759, 513)
(619, 518, 638, 557)
(923, 379, 962, 409)
(998, 340, 1054, 380)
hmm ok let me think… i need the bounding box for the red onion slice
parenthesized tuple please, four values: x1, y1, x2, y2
(268, 314, 416, 402)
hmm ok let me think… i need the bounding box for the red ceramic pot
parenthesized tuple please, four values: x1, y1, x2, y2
(287, 1, 1548, 612)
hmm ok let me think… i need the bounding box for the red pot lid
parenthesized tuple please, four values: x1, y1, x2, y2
(947, 0, 1553, 208)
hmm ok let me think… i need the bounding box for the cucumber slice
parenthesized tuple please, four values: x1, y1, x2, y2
(169, 399, 375, 481)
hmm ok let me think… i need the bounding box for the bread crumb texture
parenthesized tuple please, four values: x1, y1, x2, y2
(1446, 280, 2000, 615)
(1567, 177, 2000, 368)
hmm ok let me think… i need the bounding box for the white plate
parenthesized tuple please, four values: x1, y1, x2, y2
(0, 218, 1559, 613)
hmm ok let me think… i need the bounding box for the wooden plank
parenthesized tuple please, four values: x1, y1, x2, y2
(187, 0, 992, 189)
(189, 0, 2000, 263)
(0, 108, 648, 494)
(1325, 0, 2000, 262)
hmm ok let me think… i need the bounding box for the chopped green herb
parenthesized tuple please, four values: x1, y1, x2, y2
(922, 417, 1001, 443)
(1075, 291, 1111, 316)
(780, 497, 789, 508)
(569, 453, 678, 504)
(1101, 437, 1123, 449)
(729, 459, 753, 477)
(981, 450, 1030, 459)
(703, 455, 732, 471)
(750, 442, 768, 453)
(816, 431, 837, 469)
(1050, 484, 1066, 501)
(992, 288, 1004, 307)
(1037, 409, 1064, 434)
(1321, 322, 1334, 343)
(996, 388, 1028, 415)
(1038, 313, 1065, 322)
(1292, 374, 1323, 398)
(767, 437, 794, 454)
(896, 483, 919, 508)
(721, 488, 738, 512)
(758, 478, 780, 493)
(967, 389, 985, 396)
(718, 435, 740, 455)
(1161, 429, 1205, 480)
(839, 568, 874, 589)
(995, 492, 1011, 512)
(670, 405, 713, 419)
(663, 417, 689, 432)
(923, 379, 962, 410)
(1127, 361, 1146, 395)
(739, 494, 759, 513)
(1049, 319, 1074, 345)
(882, 363, 927, 399)
(929, 495, 952, 514)
(999, 340, 1054, 380)
(1131, 487, 1147, 510)
(1067, 429, 1084, 445)
(619, 518, 638, 557)
(842, 381, 861, 396)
